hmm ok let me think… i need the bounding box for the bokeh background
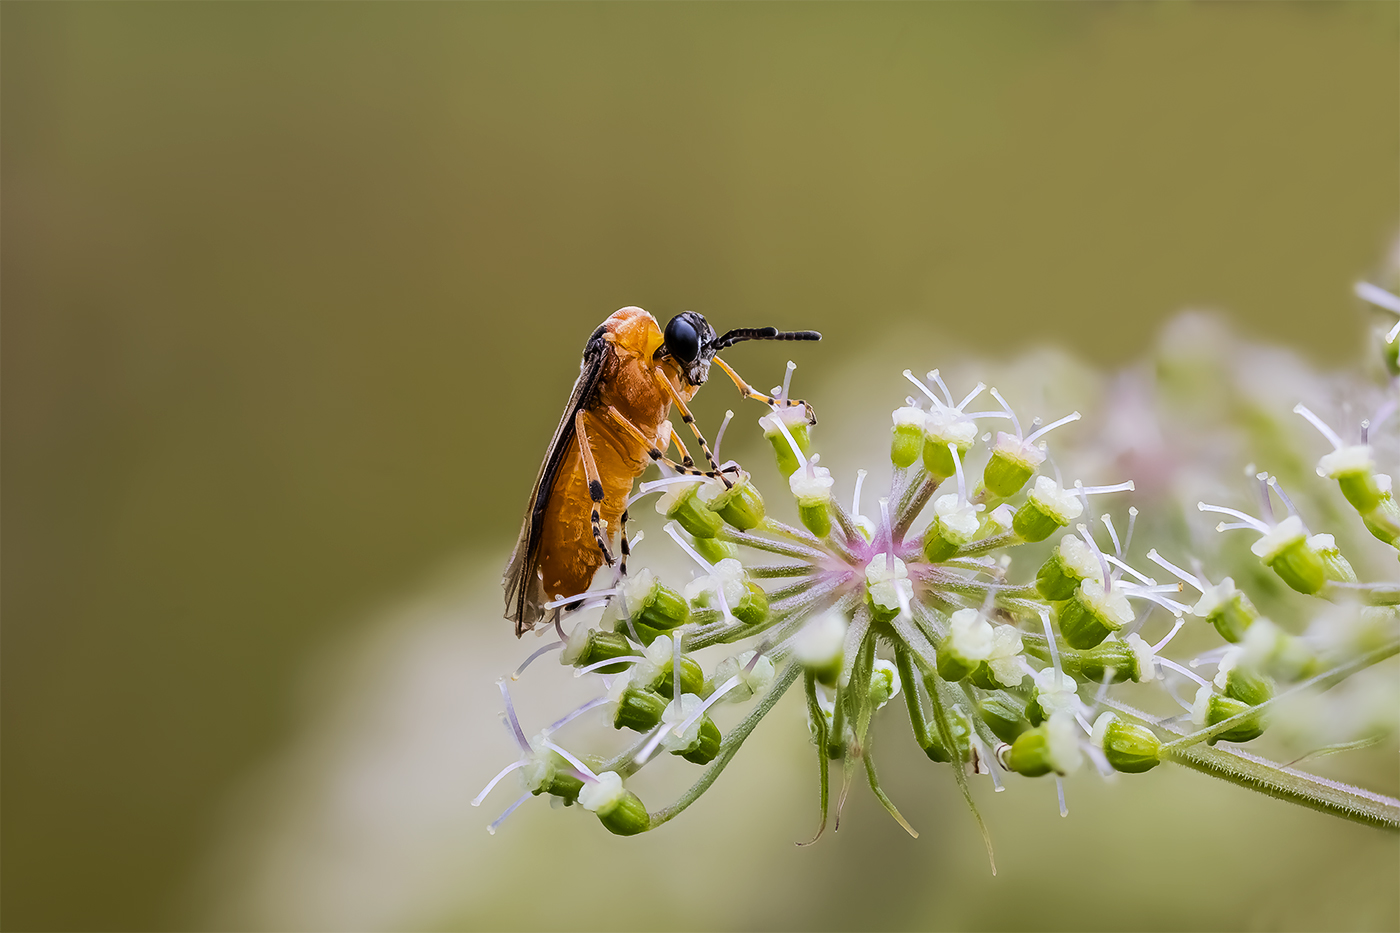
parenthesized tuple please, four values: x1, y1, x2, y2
(3, 3, 1398, 930)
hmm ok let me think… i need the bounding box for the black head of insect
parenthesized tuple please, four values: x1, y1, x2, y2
(659, 312, 822, 388)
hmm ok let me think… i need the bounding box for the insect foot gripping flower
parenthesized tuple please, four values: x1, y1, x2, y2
(486, 343, 1400, 850)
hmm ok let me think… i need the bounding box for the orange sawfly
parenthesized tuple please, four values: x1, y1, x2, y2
(503, 307, 820, 635)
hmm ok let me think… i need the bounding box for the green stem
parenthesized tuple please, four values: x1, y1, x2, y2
(1159, 639, 1400, 753)
(799, 670, 831, 845)
(647, 661, 801, 828)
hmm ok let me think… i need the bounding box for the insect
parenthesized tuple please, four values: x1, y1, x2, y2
(503, 306, 821, 635)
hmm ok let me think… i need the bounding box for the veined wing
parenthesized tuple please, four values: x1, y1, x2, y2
(503, 326, 610, 634)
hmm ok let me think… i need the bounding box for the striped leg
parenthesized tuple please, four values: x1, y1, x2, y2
(713, 357, 817, 424)
(574, 410, 615, 567)
(651, 369, 732, 486)
(601, 405, 737, 483)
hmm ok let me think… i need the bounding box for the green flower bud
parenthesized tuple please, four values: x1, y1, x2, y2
(1216, 655, 1275, 706)
(1192, 686, 1266, 744)
(1013, 477, 1085, 542)
(539, 769, 584, 804)
(1061, 633, 1156, 684)
(1362, 489, 1400, 546)
(692, 535, 737, 565)
(1027, 668, 1078, 726)
(922, 410, 978, 480)
(1002, 711, 1082, 776)
(890, 407, 925, 468)
(793, 609, 847, 686)
(1307, 533, 1357, 584)
(1091, 712, 1160, 773)
(790, 465, 835, 538)
(865, 553, 911, 625)
(734, 581, 769, 626)
(659, 694, 722, 764)
(1036, 534, 1105, 601)
(579, 771, 649, 836)
(561, 626, 633, 674)
(983, 431, 1046, 498)
(923, 494, 981, 562)
(868, 659, 902, 711)
(977, 694, 1031, 744)
(703, 471, 766, 531)
(657, 480, 724, 538)
(936, 608, 994, 682)
(1057, 580, 1134, 650)
(712, 650, 777, 702)
(921, 705, 972, 764)
(1251, 515, 1326, 595)
(1318, 445, 1382, 513)
(621, 569, 689, 633)
(760, 409, 810, 478)
(1192, 577, 1259, 643)
(613, 685, 667, 732)
(654, 656, 706, 700)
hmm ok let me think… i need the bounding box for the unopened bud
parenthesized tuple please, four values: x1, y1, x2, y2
(1002, 711, 1082, 776)
(703, 471, 766, 531)
(1191, 685, 1267, 744)
(1090, 712, 1161, 773)
(923, 494, 981, 561)
(622, 569, 689, 634)
(922, 411, 978, 479)
(921, 705, 972, 764)
(865, 553, 912, 624)
(658, 480, 724, 538)
(794, 609, 848, 686)
(578, 771, 650, 835)
(890, 407, 925, 468)
(868, 659, 902, 710)
(1251, 515, 1326, 595)
(983, 432, 1045, 498)
(1036, 534, 1104, 601)
(1192, 577, 1259, 643)
(1062, 633, 1156, 684)
(977, 694, 1031, 744)
(612, 685, 667, 732)
(1013, 477, 1085, 542)
(562, 626, 633, 674)
(936, 608, 993, 682)
(1057, 580, 1133, 649)
(790, 465, 835, 538)
(1307, 533, 1357, 584)
(760, 409, 810, 477)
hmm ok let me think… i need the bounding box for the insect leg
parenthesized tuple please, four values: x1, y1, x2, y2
(651, 369, 732, 484)
(666, 423, 696, 468)
(601, 405, 737, 484)
(712, 357, 817, 425)
(574, 410, 616, 567)
(617, 508, 631, 580)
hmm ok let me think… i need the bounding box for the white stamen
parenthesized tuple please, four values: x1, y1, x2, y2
(1152, 618, 1186, 653)
(541, 739, 600, 783)
(989, 387, 1022, 439)
(1389, 319, 1400, 345)
(1076, 480, 1136, 497)
(574, 655, 647, 677)
(927, 369, 956, 407)
(1356, 280, 1400, 314)
(670, 674, 743, 739)
(1146, 549, 1204, 593)
(1265, 476, 1300, 518)
(1293, 404, 1345, 451)
(487, 792, 532, 835)
(665, 522, 714, 572)
(903, 370, 945, 409)
(1025, 411, 1081, 445)
(781, 361, 796, 403)
(1100, 514, 1122, 557)
(1104, 555, 1155, 586)
(544, 588, 619, 610)
(512, 640, 564, 679)
(956, 382, 987, 412)
(1123, 507, 1138, 554)
(951, 443, 967, 503)
(547, 696, 609, 733)
(713, 410, 735, 463)
(1056, 777, 1068, 817)
(1158, 656, 1210, 687)
(852, 469, 868, 517)
(1216, 521, 1260, 533)
(497, 680, 530, 752)
(1040, 608, 1063, 683)
(1076, 524, 1113, 596)
(1197, 502, 1270, 533)
(472, 760, 527, 807)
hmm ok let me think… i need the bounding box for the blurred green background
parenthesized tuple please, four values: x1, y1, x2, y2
(3, 2, 1397, 930)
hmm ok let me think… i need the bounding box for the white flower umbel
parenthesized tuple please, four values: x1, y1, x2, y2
(793, 609, 849, 674)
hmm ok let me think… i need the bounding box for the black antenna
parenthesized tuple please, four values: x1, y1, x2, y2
(712, 327, 822, 351)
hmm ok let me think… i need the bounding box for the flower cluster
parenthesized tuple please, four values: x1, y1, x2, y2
(477, 312, 1400, 847)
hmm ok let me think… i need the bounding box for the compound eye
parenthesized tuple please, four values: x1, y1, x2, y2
(664, 315, 701, 363)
